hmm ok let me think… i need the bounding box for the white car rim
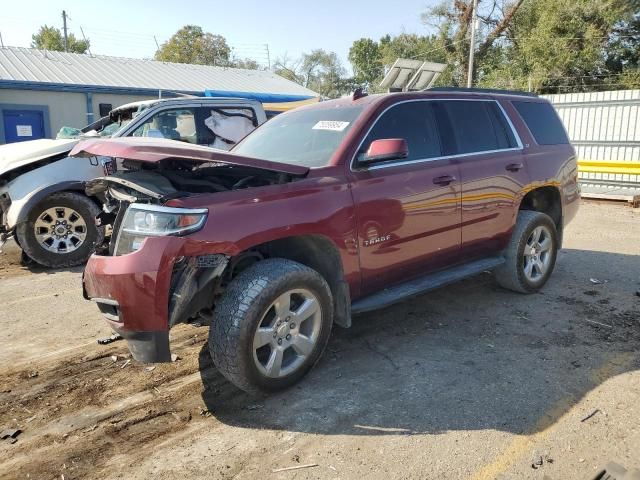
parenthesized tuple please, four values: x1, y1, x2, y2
(34, 206, 88, 254)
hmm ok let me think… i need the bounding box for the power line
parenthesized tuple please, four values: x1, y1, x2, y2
(408, 33, 639, 61)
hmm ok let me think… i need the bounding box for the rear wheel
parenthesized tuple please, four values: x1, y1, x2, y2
(210, 258, 333, 394)
(494, 210, 558, 293)
(16, 192, 104, 268)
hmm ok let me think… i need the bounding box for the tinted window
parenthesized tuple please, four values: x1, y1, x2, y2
(360, 102, 442, 163)
(435, 100, 518, 155)
(487, 102, 518, 149)
(513, 101, 569, 145)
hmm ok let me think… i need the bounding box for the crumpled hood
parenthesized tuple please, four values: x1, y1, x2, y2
(0, 138, 79, 177)
(71, 137, 310, 176)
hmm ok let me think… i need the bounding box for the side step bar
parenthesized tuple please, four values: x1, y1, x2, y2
(351, 256, 505, 314)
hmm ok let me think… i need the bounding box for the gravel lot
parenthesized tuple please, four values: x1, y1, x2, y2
(0, 201, 639, 480)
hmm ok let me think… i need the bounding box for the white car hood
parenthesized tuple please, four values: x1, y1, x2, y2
(0, 138, 80, 177)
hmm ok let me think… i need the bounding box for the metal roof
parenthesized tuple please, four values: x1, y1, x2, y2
(0, 46, 318, 97)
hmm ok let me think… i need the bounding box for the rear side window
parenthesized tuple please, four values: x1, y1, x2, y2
(360, 101, 442, 163)
(434, 100, 518, 155)
(513, 101, 569, 145)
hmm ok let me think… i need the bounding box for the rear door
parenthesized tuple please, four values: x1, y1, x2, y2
(349, 100, 462, 295)
(433, 99, 528, 259)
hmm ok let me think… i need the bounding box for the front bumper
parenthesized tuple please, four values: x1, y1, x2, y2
(83, 236, 184, 363)
(83, 235, 229, 363)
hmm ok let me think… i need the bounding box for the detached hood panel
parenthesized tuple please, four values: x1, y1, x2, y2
(0, 139, 79, 177)
(71, 137, 310, 176)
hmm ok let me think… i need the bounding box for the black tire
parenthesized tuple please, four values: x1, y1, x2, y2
(210, 258, 333, 394)
(16, 192, 104, 268)
(494, 210, 559, 293)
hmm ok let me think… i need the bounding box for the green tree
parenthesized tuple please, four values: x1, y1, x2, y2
(488, 0, 638, 92)
(231, 57, 261, 70)
(31, 25, 90, 54)
(421, 0, 526, 86)
(274, 50, 351, 98)
(273, 54, 304, 83)
(348, 38, 383, 87)
(155, 25, 230, 66)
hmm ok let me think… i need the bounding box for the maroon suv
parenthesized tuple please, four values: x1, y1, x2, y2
(74, 88, 580, 393)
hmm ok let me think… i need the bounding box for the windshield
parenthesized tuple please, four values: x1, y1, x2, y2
(79, 105, 149, 138)
(233, 105, 363, 167)
(98, 118, 133, 137)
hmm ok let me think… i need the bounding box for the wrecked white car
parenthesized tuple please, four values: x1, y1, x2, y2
(0, 97, 266, 267)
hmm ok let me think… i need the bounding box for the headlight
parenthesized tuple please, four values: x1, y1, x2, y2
(114, 203, 208, 255)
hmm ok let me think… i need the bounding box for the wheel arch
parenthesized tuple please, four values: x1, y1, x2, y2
(230, 234, 352, 328)
(518, 185, 563, 246)
(15, 181, 88, 224)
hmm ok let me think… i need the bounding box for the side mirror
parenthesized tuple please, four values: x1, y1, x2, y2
(362, 138, 408, 165)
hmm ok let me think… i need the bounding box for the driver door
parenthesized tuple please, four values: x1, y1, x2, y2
(348, 101, 462, 295)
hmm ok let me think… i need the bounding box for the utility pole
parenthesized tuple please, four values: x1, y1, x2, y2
(62, 10, 68, 52)
(265, 44, 271, 70)
(80, 26, 92, 56)
(466, 0, 478, 88)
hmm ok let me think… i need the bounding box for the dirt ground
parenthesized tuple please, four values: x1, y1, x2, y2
(0, 200, 639, 480)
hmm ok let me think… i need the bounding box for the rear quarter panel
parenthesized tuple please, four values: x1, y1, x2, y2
(502, 98, 580, 229)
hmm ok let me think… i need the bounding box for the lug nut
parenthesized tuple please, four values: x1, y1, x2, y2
(277, 338, 283, 345)
(286, 334, 291, 340)
(273, 332, 277, 338)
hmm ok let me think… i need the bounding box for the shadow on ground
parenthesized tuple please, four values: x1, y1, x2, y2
(198, 248, 640, 437)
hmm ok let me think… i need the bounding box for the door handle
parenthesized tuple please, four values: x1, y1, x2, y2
(433, 175, 456, 186)
(506, 163, 524, 172)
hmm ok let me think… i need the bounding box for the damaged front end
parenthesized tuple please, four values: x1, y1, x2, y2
(77, 138, 307, 362)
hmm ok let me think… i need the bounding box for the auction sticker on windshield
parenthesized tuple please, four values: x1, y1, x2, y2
(312, 121, 350, 131)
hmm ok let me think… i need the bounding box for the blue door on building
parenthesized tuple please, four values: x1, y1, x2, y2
(3, 110, 46, 143)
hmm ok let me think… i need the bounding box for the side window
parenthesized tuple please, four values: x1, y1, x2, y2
(360, 102, 442, 163)
(130, 109, 197, 143)
(435, 100, 517, 155)
(198, 107, 257, 150)
(513, 101, 569, 145)
(486, 102, 518, 149)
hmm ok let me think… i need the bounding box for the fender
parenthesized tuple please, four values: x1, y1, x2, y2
(15, 181, 87, 225)
(3, 153, 104, 229)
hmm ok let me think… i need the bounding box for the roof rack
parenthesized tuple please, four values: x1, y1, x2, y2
(425, 87, 538, 97)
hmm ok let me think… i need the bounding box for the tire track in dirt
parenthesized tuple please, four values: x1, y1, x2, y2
(0, 324, 250, 480)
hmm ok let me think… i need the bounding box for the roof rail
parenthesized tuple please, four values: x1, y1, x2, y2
(425, 87, 538, 97)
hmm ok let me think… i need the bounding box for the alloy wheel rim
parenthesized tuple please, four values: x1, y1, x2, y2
(252, 288, 322, 379)
(523, 225, 553, 282)
(34, 206, 88, 254)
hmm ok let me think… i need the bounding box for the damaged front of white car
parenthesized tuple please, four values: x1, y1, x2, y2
(0, 102, 145, 266)
(0, 97, 266, 267)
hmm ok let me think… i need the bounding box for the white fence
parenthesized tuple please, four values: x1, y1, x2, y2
(542, 89, 640, 186)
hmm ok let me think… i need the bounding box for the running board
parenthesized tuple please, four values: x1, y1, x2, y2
(351, 256, 505, 314)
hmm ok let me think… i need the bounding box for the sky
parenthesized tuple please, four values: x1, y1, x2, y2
(1, 0, 437, 72)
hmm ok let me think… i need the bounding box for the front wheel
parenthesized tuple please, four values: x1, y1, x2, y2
(494, 210, 559, 293)
(15, 192, 104, 268)
(210, 258, 333, 394)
